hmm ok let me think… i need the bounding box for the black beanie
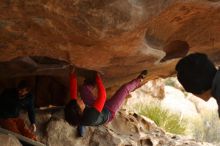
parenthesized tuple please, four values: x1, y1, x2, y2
(175, 53, 217, 94)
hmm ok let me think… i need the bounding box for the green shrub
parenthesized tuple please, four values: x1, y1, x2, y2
(138, 104, 186, 135)
(164, 78, 176, 87)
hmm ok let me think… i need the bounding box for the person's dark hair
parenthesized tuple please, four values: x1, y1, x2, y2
(65, 100, 81, 126)
(175, 53, 217, 94)
(84, 71, 96, 86)
(17, 80, 30, 90)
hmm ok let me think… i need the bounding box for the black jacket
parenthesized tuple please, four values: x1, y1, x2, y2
(65, 100, 110, 126)
(0, 88, 35, 124)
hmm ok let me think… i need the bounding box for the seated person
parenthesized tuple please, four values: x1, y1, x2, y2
(0, 80, 37, 140)
(175, 53, 220, 114)
(65, 70, 147, 136)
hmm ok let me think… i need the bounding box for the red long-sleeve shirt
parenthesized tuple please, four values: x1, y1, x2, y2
(70, 73, 106, 112)
(70, 73, 77, 100)
(93, 74, 106, 112)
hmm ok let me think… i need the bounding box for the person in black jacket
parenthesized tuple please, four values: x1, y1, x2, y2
(0, 80, 37, 140)
(176, 53, 220, 115)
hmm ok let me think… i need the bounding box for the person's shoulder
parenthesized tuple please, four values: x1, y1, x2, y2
(27, 92, 35, 100)
(214, 70, 220, 82)
(211, 70, 220, 97)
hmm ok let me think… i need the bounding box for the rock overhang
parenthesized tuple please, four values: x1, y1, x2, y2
(0, 0, 220, 91)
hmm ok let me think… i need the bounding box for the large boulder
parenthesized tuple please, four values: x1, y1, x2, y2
(0, 0, 220, 85)
(0, 133, 22, 146)
(1, 108, 215, 146)
(161, 86, 199, 118)
(0, 0, 220, 106)
(43, 110, 213, 146)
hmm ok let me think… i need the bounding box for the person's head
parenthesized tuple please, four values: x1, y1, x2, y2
(175, 53, 217, 100)
(84, 71, 97, 86)
(17, 80, 31, 98)
(64, 99, 85, 126)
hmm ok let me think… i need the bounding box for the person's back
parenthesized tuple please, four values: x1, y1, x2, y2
(212, 69, 220, 97)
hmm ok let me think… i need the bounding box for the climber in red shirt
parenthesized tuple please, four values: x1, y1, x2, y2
(65, 70, 147, 137)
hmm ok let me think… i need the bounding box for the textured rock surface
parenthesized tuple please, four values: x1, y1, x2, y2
(1, 102, 216, 146)
(0, 0, 220, 85)
(0, 133, 22, 146)
(0, 1, 220, 144)
(1, 0, 220, 106)
(44, 110, 213, 146)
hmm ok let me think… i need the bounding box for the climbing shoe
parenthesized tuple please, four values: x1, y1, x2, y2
(138, 70, 148, 79)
